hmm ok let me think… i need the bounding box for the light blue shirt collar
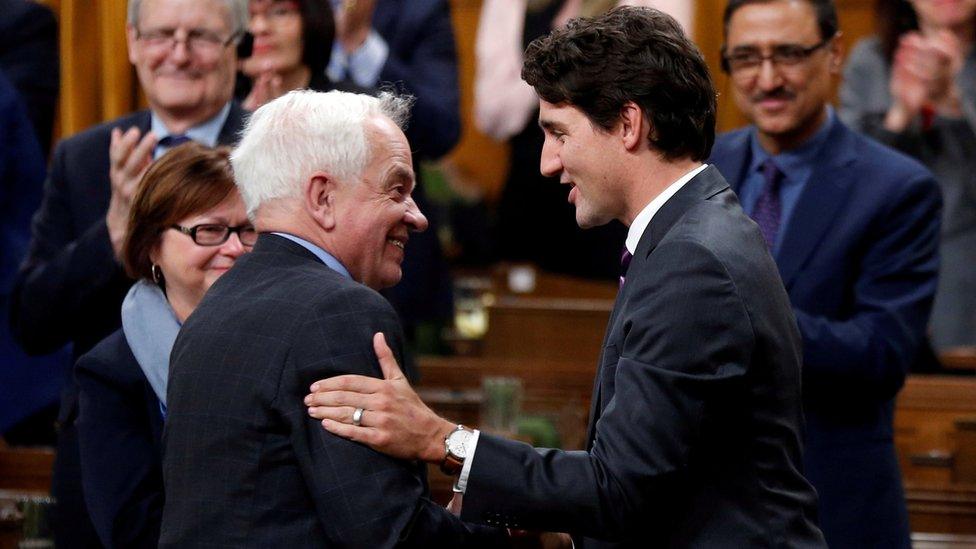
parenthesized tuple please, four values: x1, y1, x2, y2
(271, 232, 352, 280)
(748, 106, 835, 177)
(151, 102, 232, 159)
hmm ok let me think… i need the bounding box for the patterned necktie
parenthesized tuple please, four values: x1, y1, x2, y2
(619, 247, 633, 289)
(158, 134, 192, 149)
(752, 159, 784, 249)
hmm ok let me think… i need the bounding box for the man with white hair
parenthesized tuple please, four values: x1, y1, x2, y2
(161, 90, 506, 547)
(9, 0, 248, 545)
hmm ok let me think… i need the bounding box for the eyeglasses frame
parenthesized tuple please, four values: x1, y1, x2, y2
(170, 223, 257, 247)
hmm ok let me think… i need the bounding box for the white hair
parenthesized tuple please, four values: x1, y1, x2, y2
(127, 0, 249, 39)
(231, 90, 413, 219)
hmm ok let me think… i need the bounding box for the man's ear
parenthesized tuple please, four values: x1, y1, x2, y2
(126, 24, 139, 65)
(306, 173, 338, 231)
(619, 101, 646, 151)
(828, 32, 844, 75)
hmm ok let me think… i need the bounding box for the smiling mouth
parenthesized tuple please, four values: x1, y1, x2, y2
(388, 238, 405, 250)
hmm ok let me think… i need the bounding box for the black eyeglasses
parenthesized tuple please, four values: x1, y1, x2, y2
(171, 224, 258, 246)
(136, 27, 241, 59)
(721, 38, 833, 75)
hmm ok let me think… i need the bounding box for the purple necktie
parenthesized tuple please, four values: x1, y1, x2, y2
(619, 248, 633, 288)
(752, 159, 783, 249)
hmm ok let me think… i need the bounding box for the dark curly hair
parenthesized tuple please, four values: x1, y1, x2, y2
(521, 6, 716, 161)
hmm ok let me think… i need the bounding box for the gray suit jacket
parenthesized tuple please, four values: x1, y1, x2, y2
(840, 36, 976, 350)
(161, 234, 506, 548)
(460, 167, 825, 548)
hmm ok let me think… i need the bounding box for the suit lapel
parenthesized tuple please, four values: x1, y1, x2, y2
(775, 122, 858, 289)
(584, 167, 731, 447)
(217, 102, 247, 146)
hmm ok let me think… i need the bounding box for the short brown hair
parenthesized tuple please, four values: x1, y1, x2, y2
(123, 143, 237, 281)
(521, 6, 716, 161)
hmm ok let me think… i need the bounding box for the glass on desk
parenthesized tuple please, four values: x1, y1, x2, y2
(454, 277, 493, 340)
(481, 376, 523, 435)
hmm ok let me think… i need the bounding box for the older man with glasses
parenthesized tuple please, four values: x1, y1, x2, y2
(709, 0, 942, 547)
(8, 0, 248, 545)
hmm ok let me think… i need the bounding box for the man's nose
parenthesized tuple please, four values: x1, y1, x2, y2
(539, 141, 562, 178)
(756, 58, 783, 90)
(170, 38, 192, 64)
(405, 199, 429, 232)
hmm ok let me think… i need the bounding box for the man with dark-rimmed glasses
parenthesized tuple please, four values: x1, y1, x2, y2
(710, 0, 942, 547)
(9, 1, 249, 546)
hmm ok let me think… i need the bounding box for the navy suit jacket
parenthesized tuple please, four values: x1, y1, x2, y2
(0, 0, 59, 154)
(162, 234, 505, 548)
(461, 168, 825, 548)
(0, 67, 68, 433)
(710, 121, 941, 548)
(76, 329, 164, 549)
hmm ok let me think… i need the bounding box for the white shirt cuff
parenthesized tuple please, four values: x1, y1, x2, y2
(327, 30, 388, 86)
(455, 428, 480, 493)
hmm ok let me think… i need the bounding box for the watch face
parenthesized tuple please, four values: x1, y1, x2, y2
(446, 429, 472, 459)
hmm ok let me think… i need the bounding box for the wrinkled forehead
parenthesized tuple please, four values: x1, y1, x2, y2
(138, 0, 232, 31)
(364, 116, 413, 168)
(726, 1, 821, 48)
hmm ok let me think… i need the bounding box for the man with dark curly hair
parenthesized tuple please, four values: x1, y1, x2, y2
(305, 7, 826, 547)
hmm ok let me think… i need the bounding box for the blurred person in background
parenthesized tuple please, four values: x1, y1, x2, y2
(841, 0, 976, 354)
(0, 67, 69, 447)
(76, 144, 252, 549)
(9, 0, 249, 545)
(236, 0, 366, 109)
(712, 0, 941, 545)
(0, 0, 59, 155)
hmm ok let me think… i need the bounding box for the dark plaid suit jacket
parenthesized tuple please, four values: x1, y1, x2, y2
(161, 234, 505, 548)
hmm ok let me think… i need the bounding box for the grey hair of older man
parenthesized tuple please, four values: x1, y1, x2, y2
(231, 89, 414, 219)
(127, 0, 249, 39)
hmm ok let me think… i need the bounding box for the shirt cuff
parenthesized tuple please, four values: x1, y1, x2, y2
(327, 29, 388, 87)
(455, 428, 480, 494)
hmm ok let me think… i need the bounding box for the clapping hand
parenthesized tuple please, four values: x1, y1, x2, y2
(106, 127, 156, 258)
(335, 0, 376, 53)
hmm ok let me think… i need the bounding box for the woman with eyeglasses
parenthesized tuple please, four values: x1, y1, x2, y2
(74, 143, 254, 548)
(236, 0, 362, 110)
(840, 0, 976, 357)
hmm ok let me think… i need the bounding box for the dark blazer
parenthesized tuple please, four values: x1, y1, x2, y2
(161, 234, 505, 548)
(0, 67, 68, 434)
(710, 121, 941, 549)
(461, 167, 825, 548)
(9, 104, 246, 549)
(75, 329, 164, 549)
(0, 0, 59, 154)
